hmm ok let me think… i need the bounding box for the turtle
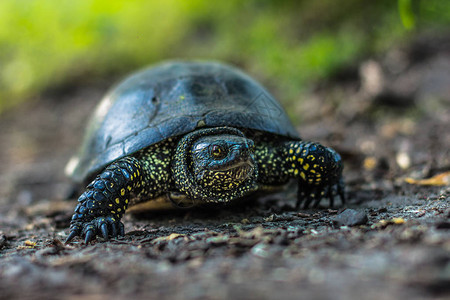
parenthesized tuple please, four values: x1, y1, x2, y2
(65, 61, 345, 243)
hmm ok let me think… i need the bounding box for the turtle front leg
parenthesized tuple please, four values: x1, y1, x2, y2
(283, 141, 345, 208)
(66, 157, 144, 244)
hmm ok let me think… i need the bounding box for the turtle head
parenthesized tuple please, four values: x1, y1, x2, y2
(191, 135, 255, 188)
(173, 127, 258, 203)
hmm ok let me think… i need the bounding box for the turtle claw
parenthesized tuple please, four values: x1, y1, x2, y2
(65, 216, 124, 244)
(101, 223, 109, 240)
(296, 185, 317, 209)
(119, 223, 125, 236)
(111, 223, 118, 238)
(312, 193, 324, 208)
(339, 192, 346, 204)
(302, 193, 314, 209)
(65, 229, 80, 244)
(84, 230, 95, 244)
(296, 181, 345, 209)
(326, 187, 335, 208)
(337, 180, 346, 205)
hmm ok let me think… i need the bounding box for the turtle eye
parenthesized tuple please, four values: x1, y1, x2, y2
(210, 144, 227, 160)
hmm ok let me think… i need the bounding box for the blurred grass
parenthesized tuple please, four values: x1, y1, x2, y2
(0, 0, 449, 113)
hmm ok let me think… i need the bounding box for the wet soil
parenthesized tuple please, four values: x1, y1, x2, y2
(0, 36, 449, 300)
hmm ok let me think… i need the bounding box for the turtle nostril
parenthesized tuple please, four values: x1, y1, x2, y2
(241, 148, 254, 162)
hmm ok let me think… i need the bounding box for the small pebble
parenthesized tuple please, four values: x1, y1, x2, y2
(332, 209, 368, 227)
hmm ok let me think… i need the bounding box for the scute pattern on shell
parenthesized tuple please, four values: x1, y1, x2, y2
(66, 61, 299, 183)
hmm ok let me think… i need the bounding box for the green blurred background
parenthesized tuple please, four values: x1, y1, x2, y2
(0, 0, 448, 114)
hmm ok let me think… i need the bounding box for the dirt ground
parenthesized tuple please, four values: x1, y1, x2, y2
(0, 36, 449, 300)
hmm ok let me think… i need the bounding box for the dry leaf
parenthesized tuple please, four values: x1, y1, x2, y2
(405, 171, 450, 186)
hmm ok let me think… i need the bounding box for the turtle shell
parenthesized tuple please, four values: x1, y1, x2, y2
(66, 61, 300, 182)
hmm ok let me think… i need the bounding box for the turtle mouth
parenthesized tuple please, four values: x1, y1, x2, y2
(215, 159, 254, 172)
(217, 160, 254, 180)
(235, 162, 255, 181)
(209, 158, 255, 182)
(196, 158, 255, 186)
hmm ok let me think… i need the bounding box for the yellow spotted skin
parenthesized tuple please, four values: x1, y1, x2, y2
(133, 139, 177, 203)
(67, 156, 145, 243)
(253, 136, 344, 209)
(283, 140, 344, 208)
(67, 141, 177, 243)
(66, 127, 344, 243)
